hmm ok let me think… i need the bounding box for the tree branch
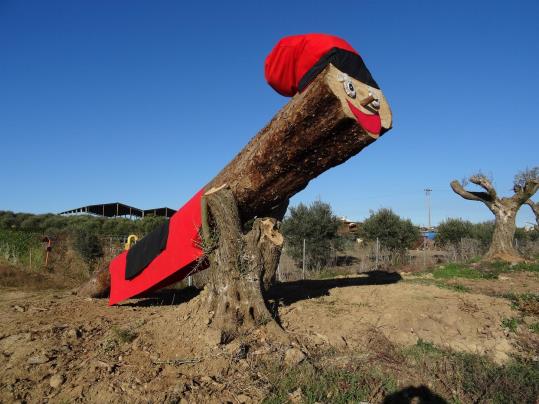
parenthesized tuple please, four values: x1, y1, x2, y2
(513, 180, 539, 205)
(450, 180, 493, 204)
(526, 199, 539, 226)
(468, 175, 497, 200)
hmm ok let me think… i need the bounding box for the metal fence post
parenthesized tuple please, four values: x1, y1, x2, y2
(302, 238, 306, 280)
(375, 237, 379, 270)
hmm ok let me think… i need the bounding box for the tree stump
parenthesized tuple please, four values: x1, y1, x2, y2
(202, 186, 284, 342)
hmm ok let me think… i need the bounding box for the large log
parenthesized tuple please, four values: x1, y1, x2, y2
(79, 63, 392, 298)
(206, 63, 392, 222)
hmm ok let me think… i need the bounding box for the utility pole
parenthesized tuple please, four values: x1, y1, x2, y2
(424, 188, 432, 229)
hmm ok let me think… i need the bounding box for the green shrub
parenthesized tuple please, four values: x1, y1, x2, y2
(0, 229, 43, 267)
(282, 201, 343, 270)
(72, 229, 103, 264)
(360, 208, 420, 251)
(436, 218, 474, 245)
(436, 218, 495, 248)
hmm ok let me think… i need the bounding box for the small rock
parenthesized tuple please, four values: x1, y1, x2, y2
(237, 394, 251, 403)
(200, 376, 213, 384)
(27, 355, 49, 365)
(288, 387, 303, 403)
(284, 348, 306, 367)
(13, 305, 25, 312)
(204, 329, 222, 346)
(67, 328, 81, 339)
(49, 374, 65, 388)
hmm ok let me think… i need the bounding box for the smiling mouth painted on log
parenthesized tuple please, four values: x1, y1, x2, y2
(346, 100, 382, 138)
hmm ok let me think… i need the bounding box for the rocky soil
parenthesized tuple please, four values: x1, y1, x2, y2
(0, 270, 537, 403)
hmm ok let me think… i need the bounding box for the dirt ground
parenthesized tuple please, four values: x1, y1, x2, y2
(0, 270, 538, 403)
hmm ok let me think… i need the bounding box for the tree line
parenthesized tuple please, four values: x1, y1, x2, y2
(281, 201, 538, 272)
(0, 211, 168, 265)
(0, 210, 167, 237)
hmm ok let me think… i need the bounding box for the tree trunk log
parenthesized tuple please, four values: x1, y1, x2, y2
(202, 186, 284, 342)
(485, 210, 520, 262)
(79, 63, 391, 297)
(206, 63, 391, 221)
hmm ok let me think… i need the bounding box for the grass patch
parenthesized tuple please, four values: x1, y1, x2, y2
(501, 317, 521, 332)
(489, 261, 539, 274)
(427, 260, 539, 282)
(111, 326, 138, 343)
(406, 338, 444, 358)
(261, 339, 539, 403)
(403, 340, 539, 403)
(262, 362, 396, 404)
(432, 263, 490, 280)
(502, 293, 539, 316)
(438, 283, 471, 293)
(406, 277, 471, 293)
(529, 322, 539, 333)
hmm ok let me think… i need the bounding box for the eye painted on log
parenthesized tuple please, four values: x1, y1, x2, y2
(343, 80, 356, 98)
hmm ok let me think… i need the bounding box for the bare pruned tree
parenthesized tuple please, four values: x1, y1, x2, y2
(450, 167, 539, 261)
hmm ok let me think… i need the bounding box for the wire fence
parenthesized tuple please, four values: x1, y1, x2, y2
(276, 236, 539, 282)
(1, 226, 537, 286)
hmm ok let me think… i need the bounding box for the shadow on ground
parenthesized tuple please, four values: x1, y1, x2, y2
(334, 255, 360, 266)
(267, 270, 402, 306)
(383, 385, 447, 403)
(116, 271, 401, 308)
(119, 286, 202, 307)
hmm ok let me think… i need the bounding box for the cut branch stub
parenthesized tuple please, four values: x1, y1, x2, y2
(469, 175, 497, 200)
(450, 180, 493, 205)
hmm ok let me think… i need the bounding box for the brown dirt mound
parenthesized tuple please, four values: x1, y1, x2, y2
(0, 271, 534, 403)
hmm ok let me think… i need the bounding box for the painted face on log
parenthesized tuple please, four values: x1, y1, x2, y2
(265, 33, 392, 138)
(334, 71, 392, 138)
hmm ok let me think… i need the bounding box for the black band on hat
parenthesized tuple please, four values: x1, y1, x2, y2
(298, 47, 380, 92)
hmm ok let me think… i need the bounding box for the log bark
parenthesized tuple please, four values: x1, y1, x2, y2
(202, 186, 284, 342)
(205, 63, 391, 221)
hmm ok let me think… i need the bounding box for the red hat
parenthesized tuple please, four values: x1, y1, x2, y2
(265, 33, 379, 97)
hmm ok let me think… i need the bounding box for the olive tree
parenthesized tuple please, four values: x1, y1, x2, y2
(281, 201, 342, 270)
(450, 167, 539, 261)
(361, 208, 420, 251)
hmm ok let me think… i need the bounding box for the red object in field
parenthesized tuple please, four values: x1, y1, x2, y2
(265, 33, 357, 96)
(108, 189, 206, 305)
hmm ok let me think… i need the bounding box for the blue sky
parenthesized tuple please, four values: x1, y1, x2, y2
(1, 0, 538, 227)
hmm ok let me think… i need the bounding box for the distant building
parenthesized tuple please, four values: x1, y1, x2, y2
(59, 202, 176, 219)
(338, 216, 359, 235)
